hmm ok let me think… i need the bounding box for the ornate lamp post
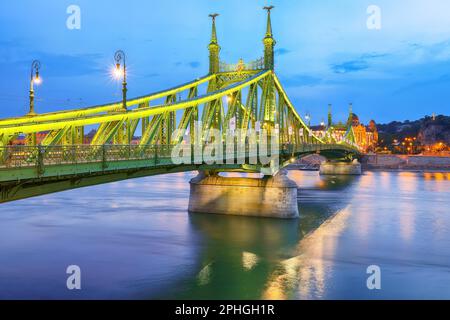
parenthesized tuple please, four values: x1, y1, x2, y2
(28, 60, 41, 116)
(114, 50, 127, 111)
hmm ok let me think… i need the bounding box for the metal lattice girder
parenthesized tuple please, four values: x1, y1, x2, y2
(173, 108, 194, 144)
(90, 120, 125, 145)
(0, 134, 15, 147)
(0, 71, 270, 136)
(139, 114, 164, 149)
(0, 9, 366, 205)
(345, 126, 356, 144)
(0, 69, 362, 156)
(249, 83, 259, 128)
(127, 102, 149, 141)
(223, 91, 240, 131)
(157, 94, 177, 145)
(202, 99, 220, 142)
(173, 86, 199, 144)
(215, 71, 260, 89)
(201, 77, 222, 136)
(0, 69, 358, 153)
(40, 126, 72, 146)
(90, 122, 110, 145)
(272, 74, 324, 144)
(0, 74, 216, 129)
(259, 75, 276, 125)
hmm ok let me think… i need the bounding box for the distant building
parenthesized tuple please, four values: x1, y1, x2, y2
(84, 129, 97, 144)
(349, 114, 378, 152)
(10, 135, 25, 145)
(311, 104, 378, 152)
(10, 132, 49, 145)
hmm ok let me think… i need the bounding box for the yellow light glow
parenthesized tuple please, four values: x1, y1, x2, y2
(112, 66, 124, 79)
(33, 76, 42, 85)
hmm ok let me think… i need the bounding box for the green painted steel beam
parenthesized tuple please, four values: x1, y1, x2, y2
(0, 74, 216, 128)
(0, 71, 270, 135)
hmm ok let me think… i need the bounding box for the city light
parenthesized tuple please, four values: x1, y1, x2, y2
(112, 65, 124, 79)
(33, 75, 42, 85)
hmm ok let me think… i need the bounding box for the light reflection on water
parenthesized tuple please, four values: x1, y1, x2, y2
(0, 170, 449, 299)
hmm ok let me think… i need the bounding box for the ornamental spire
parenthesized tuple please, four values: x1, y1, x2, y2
(208, 13, 220, 74)
(209, 13, 219, 45)
(264, 5, 274, 38)
(263, 6, 276, 70)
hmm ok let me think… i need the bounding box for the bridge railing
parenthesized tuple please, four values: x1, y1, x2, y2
(0, 145, 162, 168)
(0, 143, 354, 171)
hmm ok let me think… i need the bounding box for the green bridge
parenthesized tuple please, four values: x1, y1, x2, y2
(0, 8, 360, 209)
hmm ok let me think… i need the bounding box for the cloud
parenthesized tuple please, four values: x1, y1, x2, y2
(331, 60, 369, 74)
(174, 61, 201, 68)
(360, 53, 389, 59)
(1, 52, 104, 77)
(409, 40, 450, 63)
(188, 61, 200, 68)
(282, 74, 322, 87)
(331, 52, 388, 74)
(275, 48, 290, 56)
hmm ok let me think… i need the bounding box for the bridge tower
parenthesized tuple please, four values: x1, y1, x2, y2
(208, 13, 220, 74)
(328, 104, 332, 128)
(320, 102, 362, 175)
(346, 103, 353, 127)
(263, 6, 276, 70)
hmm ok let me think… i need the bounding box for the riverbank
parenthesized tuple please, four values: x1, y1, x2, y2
(361, 154, 450, 171)
(288, 154, 450, 172)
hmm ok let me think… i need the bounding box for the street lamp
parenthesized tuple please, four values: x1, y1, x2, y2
(114, 50, 127, 111)
(305, 113, 311, 127)
(28, 60, 41, 116)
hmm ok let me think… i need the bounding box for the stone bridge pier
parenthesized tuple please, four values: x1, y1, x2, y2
(188, 169, 299, 219)
(319, 159, 362, 175)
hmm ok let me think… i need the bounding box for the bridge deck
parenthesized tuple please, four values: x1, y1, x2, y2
(0, 143, 356, 183)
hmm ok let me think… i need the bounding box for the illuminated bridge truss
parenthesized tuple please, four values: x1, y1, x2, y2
(0, 69, 359, 202)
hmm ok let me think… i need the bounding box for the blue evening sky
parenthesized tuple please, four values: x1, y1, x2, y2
(1, 0, 449, 124)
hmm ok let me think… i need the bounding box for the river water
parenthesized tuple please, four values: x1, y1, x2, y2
(0, 170, 449, 299)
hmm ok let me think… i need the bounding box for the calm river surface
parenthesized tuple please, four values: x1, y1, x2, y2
(0, 170, 449, 299)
